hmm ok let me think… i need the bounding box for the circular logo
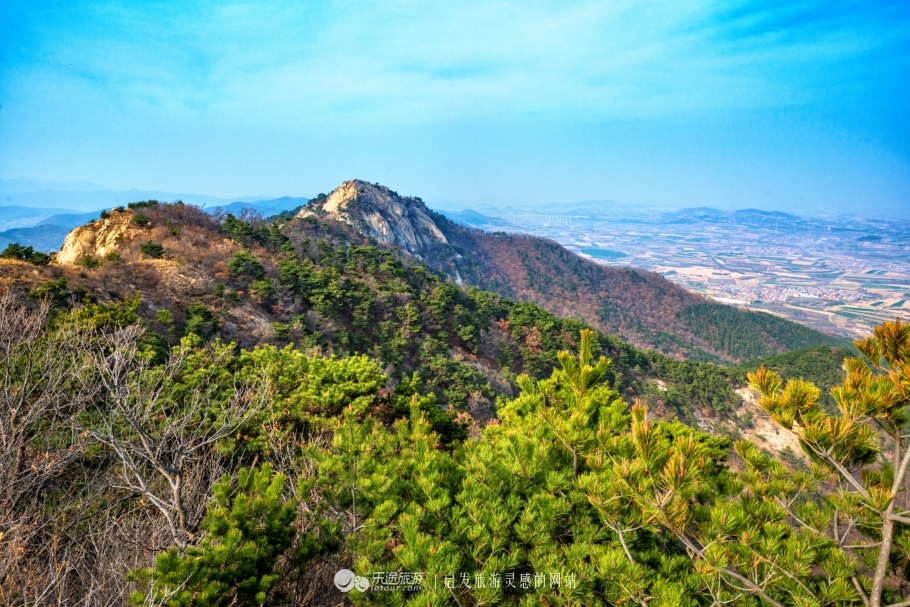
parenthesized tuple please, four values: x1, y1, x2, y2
(334, 569, 356, 592)
(334, 569, 370, 593)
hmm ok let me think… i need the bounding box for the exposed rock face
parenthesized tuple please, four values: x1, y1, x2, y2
(56, 214, 133, 265)
(297, 180, 447, 252)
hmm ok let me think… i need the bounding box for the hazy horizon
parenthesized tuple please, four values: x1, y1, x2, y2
(1, 1, 908, 218)
(2, 176, 909, 220)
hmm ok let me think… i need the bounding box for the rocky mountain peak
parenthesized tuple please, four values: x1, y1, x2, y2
(56, 212, 134, 265)
(297, 180, 447, 252)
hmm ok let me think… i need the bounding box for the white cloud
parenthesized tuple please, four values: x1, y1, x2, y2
(7, 0, 903, 126)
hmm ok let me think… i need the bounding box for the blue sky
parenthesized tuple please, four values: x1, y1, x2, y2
(1, 0, 908, 216)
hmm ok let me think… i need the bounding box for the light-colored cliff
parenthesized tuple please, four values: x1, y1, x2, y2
(297, 180, 447, 253)
(56, 213, 134, 265)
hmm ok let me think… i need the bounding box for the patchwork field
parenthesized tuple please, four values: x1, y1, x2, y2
(479, 210, 910, 338)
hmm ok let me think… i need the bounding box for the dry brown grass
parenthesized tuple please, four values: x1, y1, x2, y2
(0, 204, 297, 349)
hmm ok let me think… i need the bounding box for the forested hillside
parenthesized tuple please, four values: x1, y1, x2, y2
(1, 201, 907, 605)
(287, 180, 847, 363)
(0, 202, 762, 425)
(679, 304, 847, 360)
(425, 211, 849, 362)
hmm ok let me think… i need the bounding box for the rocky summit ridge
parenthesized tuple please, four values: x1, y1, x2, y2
(296, 180, 447, 253)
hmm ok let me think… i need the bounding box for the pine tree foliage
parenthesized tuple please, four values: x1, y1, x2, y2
(236, 344, 387, 455)
(748, 318, 910, 607)
(313, 329, 865, 605)
(129, 464, 297, 606)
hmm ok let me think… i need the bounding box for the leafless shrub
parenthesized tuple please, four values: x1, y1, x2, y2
(144, 203, 220, 234)
(0, 290, 271, 605)
(85, 330, 268, 550)
(0, 291, 118, 605)
(237, 208, 264, 225)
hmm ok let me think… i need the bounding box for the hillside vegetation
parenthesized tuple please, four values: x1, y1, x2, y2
(0, 203, 754, 423)
(424, 208, 848, 363)
(679, 303, 847, 360)
(284, 180, 846, 363)
(1, 199, 907, 605)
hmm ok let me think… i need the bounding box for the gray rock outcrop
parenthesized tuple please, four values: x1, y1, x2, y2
(297, 180, 447, 252)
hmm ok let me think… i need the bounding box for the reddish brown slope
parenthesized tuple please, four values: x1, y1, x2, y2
(423, 220, 721, 360)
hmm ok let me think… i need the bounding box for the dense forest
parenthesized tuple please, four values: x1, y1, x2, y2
(1, 202, 907, 605)
(679, 304, 847, 361)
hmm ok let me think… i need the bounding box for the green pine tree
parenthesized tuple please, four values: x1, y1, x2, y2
(129, 464, 297, 607)
(749, 318, 910, 606)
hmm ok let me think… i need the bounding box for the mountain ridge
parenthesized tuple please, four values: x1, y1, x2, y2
(2, 195, 856, 447)
(4, 179, 849, 363)
(298, 180, 847, 362)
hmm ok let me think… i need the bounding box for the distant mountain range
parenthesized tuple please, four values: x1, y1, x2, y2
(430, 209, 516, 229)
(211, 197, 309, 218)
(660, 207, 806, 227)
(0, 181, 309, 250)
(3, 176, 901, 255)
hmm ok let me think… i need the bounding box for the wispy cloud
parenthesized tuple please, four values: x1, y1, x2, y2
(5, 0, 904, 122)
(0, 0, 907, 210)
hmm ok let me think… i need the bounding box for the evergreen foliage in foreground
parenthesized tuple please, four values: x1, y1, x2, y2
(748, 319, 910, 607)
(301, 330, 877, 606)
(129, 465, 297, 607)
(124, 325, 909, 605)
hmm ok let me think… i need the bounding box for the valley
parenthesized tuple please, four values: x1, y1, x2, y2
(455, 208, 910, 338)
